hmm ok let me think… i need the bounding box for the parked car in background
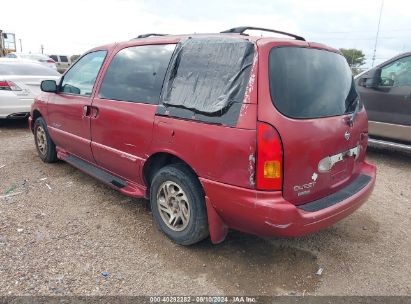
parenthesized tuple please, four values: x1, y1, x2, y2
(0, 59, 60, 118)
(5, 52, 57, 70)
(49, 54, 71, 73)
(355, 52, 411, 152)
(29, 27, 376, 245)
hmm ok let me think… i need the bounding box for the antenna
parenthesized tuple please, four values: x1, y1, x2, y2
(372, 0, 384, 67)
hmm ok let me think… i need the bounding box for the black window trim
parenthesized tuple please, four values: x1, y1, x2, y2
(57, 50, 108, 97)
(97, 43, 177, 105)
(268, 45, 361, 121)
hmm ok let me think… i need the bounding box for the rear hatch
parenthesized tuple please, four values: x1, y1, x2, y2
(258, 44, 368, 205)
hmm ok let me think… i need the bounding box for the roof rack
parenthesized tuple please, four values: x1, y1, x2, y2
(220, 26, 305, 41)
(134, 33, 168, 39)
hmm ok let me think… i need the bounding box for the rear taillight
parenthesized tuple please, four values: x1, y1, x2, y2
(0, 81, 22, 91)
(39, 59, 55, 63)
(256, 122, 283, 190)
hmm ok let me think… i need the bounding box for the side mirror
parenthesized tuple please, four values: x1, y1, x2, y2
(41, 80, 57, 93)
(364, 68, 382, 89)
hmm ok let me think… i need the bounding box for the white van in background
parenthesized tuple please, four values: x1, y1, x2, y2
(48, 55, 71, 73)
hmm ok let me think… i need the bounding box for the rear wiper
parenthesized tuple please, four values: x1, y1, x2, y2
(347, 96, 360, 127)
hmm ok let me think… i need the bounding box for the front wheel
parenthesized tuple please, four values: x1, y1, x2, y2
(150, 164, 209, 245)
(34, 117, 58, 163)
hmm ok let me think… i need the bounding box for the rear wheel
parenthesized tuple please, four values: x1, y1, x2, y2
(34, 117, 57, 163)
(150, 164, 209, 245)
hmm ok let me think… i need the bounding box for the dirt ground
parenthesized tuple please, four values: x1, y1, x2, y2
(0, 119, 410, 296)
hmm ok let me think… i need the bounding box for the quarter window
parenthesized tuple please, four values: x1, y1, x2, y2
(99, 44, 175, 104)
(60, 51, 106, 96)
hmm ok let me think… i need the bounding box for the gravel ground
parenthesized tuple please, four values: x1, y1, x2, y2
(0, 119, 410, 296)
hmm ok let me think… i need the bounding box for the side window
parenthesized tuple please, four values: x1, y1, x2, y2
(99, 44, 175, 104)
(60, 51, 106, 96)
(6, 54, 17, 58)
(50, 55, 58, 62)
(380, 56, 411, 87)
(60, 56, 69, 62)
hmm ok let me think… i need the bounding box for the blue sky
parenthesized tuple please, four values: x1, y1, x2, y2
(3, 0, 410, 67)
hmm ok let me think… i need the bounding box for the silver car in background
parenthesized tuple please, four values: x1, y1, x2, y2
(5, 52, 57, 70)
(0, 60, 60, 118)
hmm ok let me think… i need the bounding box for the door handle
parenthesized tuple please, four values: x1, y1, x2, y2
(83, 105, 91, 117)
(83, 105, 99, 118)
(90, 106, 99, 118)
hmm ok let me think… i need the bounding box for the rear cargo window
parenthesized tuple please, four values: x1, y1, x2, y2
(269, 47, 358, 119)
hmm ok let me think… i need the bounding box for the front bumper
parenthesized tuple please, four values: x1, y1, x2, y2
(200, 161, 376, 240)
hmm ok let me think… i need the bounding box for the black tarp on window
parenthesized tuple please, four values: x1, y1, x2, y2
(161, 37, 255, 116)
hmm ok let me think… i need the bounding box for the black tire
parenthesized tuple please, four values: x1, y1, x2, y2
(150, 163, 209, 245)
(33, 117, 58, 163)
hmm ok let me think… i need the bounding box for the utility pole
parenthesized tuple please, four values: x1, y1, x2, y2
(19, 38, 22, 52)
(372, 0, 384, 67)
(40, 44, 44, 54)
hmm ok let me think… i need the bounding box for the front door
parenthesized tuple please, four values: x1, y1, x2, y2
(47, 50, 107, 162)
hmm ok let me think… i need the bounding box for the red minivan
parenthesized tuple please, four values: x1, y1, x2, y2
(29, 27, 376, 245)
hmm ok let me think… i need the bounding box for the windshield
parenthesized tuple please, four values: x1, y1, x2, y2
(269, 47, 358, 119)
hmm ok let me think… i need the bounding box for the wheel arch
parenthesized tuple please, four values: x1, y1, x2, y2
(143, 151, 201, 191)
(31, 109, 43, 132)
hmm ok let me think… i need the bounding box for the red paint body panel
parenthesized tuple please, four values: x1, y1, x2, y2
(90, 98, 157, 184)
(47, 93, 95, 163)
(151, 116, 256, 189)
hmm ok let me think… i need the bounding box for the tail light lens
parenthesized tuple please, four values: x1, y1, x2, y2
(256, 122, 283, 190)
(39, 59, 55, 63)
(0, 81, 22, 91)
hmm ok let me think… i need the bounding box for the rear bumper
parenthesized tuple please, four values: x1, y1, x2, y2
(0, 107, 31, 119)
(200, 161, 376, 239)
(0, 96, 33, 118)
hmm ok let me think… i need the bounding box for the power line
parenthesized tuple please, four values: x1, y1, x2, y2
(372, 0, 384, 67)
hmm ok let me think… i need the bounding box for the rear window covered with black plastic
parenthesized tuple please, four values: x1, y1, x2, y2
(269, 47, 358, 119)
(161, 37, 254, 114)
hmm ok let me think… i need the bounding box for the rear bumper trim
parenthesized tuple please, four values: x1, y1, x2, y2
(6, 112, 30, 119)
(200, 161, 376, 239)
(298, 174, 372, 212)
